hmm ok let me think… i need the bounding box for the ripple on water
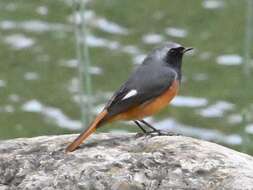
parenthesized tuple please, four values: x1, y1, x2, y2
(202, 0, 224, 10)
(8, 94, 20, 102)
(4, 34, 34, 49)
(245, 124, 253, 134)
(0, 80, 6, 88)
(216, 54, 242, 66)
(165, 27, 188, 38)
(36, 6, 48, 16)
(142, 33, 164, 44)
(0, 20, 69, 32)
(171, 96, 208, 107)
(71, 10, 128, 35)
(0, 20, 15, 30)
(122, 45, 140, 55)
(153, 118, 242, 145)
(198, 101, 234, 118)
(0, 105, 15, 113)
(85, 35, 120, 49)
(69, 10, 95, 24)
(95, 18, 128, 35)
(22, 100, 82, 130)
(20, 20, 68, 32)
(24, 72, 39, 81)
(62, 59, 103, 75)
(227, 114, 242, 124)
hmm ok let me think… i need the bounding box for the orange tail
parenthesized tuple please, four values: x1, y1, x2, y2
(66, 110, 108, 152)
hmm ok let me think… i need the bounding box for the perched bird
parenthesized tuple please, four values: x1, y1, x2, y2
(66, 42, 192, 152)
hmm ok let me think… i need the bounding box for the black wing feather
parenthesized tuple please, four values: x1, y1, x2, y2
(105, 62, 177, 118)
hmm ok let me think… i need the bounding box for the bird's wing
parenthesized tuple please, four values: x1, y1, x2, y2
(105, 63, 177, 118)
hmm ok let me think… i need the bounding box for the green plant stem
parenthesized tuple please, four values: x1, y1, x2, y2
(243, 0, 253, 76)
(74, 0, 93, 127)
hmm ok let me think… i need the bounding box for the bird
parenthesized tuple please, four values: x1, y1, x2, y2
(66, 42, 192, 152)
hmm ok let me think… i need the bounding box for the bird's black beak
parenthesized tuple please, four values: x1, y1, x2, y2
(183, 47, 193, 54)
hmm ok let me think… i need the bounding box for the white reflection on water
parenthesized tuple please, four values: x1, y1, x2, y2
(171, 96, 208, 107)
(67, 77, 79, 94)
(165, 27, 188, 38)
(71, 10, 128, 35)
(245, 124, 253, 134)
(122, 45, 140, 55)
(142, 33, 164, 44)
(0, 20, 69, 32)
(0, 105, 15, 113)
(154, 118, 242, 145)
(24, 72, 39, 81)
(36, 6, 48, 16)
(227, 114, 242, 124)
(20, 20, 68, 32)
(96, 18, 128, 35)
(22, 100, 82, 130)
(5, 34, 34, 49)
(216, 54, 242, 66)
(8, 94, 20, 102)
(0, 80, 6, 88)
(0, 20, 15, 30)
(62, 59, 103, 75)
(85, 35, 120, 49)
(88, 66, 103, 75)
(202, 0, 224, 10)
(198, 101, 234, 118)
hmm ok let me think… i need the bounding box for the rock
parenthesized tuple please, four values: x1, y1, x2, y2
(0, 133, 253, 190)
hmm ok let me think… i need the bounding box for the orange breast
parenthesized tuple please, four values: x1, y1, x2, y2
(110, 80, 179, 121)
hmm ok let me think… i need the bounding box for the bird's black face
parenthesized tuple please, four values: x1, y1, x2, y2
(165, 46, 193, 67)
(165, 46, 185, 67)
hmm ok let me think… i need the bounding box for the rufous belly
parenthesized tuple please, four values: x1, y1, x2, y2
(110, 80, 179, 121)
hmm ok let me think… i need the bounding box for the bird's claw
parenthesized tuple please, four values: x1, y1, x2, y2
(136, 130, 180, 137)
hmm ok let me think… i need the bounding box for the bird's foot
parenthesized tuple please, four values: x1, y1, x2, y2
(146, 130, 166, 136)
(136, 130, 180, 138)
(135, 132, 145, 137)
(163, 131, 181, 136)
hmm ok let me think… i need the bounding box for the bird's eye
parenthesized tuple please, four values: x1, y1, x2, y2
(168, 48, 176, 54)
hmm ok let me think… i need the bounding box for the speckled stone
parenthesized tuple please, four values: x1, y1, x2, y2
(0, 133, 253, 190)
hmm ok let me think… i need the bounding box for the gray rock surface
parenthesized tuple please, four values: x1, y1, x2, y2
(0, 133, 253, 190)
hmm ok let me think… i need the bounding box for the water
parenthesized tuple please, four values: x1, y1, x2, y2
(0, 0, 252, 154)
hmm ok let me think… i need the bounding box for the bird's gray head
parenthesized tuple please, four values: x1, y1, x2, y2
(148, 42, 192, 68)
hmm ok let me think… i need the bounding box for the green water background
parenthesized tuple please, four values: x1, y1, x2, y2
(0, 0, 253, 155)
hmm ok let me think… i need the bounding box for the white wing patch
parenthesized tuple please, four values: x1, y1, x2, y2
(122, 89, 138, 100)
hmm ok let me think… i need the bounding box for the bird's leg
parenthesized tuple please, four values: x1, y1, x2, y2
(139, 120, 175, 136)
(134, 120, 147, 133)
(139, 120, 160, 133)
(135, 120, 179, 137)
